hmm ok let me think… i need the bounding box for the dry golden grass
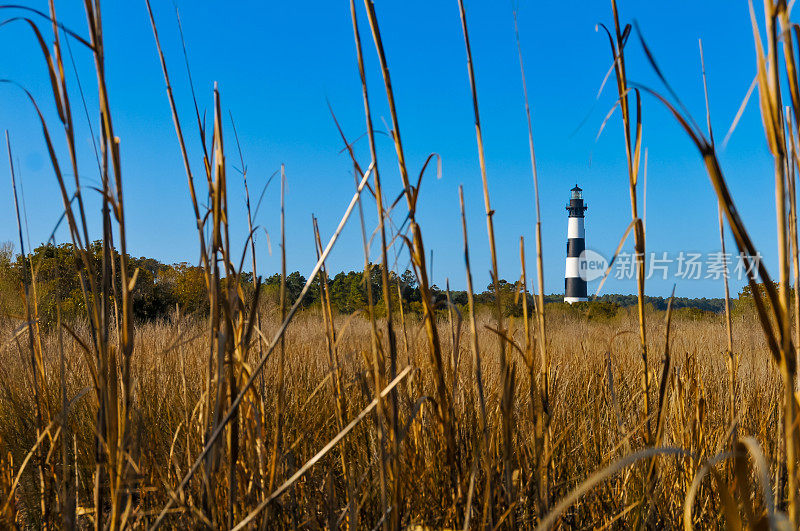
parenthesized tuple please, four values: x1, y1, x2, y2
(0, 307, 788, 528)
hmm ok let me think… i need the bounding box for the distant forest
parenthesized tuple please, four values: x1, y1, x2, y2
(0, 242, 736, 324)
(550, 293, 727, 313)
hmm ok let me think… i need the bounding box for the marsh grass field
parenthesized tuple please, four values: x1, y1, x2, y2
(0, 305, 789, 528)
(4, 0, 800, 529)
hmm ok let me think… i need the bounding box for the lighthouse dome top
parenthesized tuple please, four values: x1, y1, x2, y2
(570, 184, 582, 199)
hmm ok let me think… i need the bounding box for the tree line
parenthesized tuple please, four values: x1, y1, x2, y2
(0, 241, 734, 325)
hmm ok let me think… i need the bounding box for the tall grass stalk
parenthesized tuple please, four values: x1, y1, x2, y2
(604, 0, 650, 445)
(456, 0, 516, 512)
(752, 1, 796, 519)
(362, 0, 460, 508)
(513, 6, 551, 513)
(459, 185, 491, 527)
(347, 4, 402, 524)
(699, 38, 737, 423)
(7, 129, 49, 525)
(267, 165, 287, 500)
(351, 157, 391, 525)
(786, 111, 800, 394)
(313, 215, 355, 529)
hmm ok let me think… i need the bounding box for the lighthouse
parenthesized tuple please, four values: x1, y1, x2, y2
(565, 185, 588, 303)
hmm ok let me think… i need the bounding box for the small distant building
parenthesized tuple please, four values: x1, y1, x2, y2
(565, 185, 588, 303)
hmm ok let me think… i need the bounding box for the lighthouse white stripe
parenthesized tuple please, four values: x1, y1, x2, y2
(565, 256, 582, 278)
(567, 217, 584, 239)
(564, 296, 588, 304)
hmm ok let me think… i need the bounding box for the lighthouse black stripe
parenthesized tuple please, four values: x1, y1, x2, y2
(565, 277, 587, 298)
(567, 238, 584, 258)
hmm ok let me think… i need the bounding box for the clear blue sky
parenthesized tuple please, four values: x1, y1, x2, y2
(0, 1, 782, 298)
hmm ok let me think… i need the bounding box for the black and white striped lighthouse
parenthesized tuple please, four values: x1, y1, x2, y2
(565, 185, 588, 303)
